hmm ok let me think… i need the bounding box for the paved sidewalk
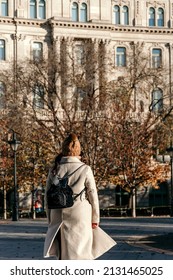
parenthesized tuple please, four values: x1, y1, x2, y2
(0, 218, 173, 260)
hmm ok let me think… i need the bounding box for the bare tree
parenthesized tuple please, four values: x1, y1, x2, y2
(0, 41, 172, 217)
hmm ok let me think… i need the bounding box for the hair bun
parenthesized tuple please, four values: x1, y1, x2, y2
(62, 133, 81, 156)
(67, 133, 78, 142)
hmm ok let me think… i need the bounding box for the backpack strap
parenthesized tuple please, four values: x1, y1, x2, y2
(73, 187, 86, 201)
(57, 164, 86, 179)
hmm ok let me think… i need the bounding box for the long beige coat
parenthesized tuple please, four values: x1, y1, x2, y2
(43, 156, 116, 260)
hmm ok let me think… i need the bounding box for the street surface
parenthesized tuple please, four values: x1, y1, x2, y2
(0, 217, 173, 260)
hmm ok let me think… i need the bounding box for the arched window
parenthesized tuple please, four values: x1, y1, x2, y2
(152, 88, 163, 112)
(0, 40, 5, 60)
(30, 0, 36, 19)
(152, 48, 162, 68)
(122, 6, 129, 25)
(33, 42, 43, 61)
(157, 8, 164, 27)
(39, 0, 46, 19)
(72, 2, 78, 21)
(116, 47, 126, 67)
(0, 82, 5, 109)
(80, 3, 87, 22)
(149, 7, 155, 26)
(33, 84, 44, 108)
(1, 0, 8, 16)
(113, 5, 120, 24)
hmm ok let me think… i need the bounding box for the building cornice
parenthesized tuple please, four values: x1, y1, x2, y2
(49, 19, 173, 35)
(1, 16, 173, 35)
(0, 17, 46, 27)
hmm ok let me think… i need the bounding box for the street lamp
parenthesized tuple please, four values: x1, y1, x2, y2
(166, 143, 173, 217)
(8, 130, 21, 221)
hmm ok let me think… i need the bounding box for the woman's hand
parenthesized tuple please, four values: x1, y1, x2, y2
(92, 223, 99, 229)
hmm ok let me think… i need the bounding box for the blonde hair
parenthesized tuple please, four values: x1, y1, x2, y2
(62, 133, 81, 156)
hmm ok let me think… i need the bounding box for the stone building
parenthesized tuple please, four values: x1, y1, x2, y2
(0, 0, 173, 111)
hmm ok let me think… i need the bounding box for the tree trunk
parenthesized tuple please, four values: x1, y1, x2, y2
(132, 188, 136, 218)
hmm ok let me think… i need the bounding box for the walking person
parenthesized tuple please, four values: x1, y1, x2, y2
(44, 133, 116, 260)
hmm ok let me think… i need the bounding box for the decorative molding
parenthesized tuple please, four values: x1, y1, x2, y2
(11, 34, 25, 41)
(111, 0, 129, 6)
(91, 38, 102, 44)
(152, 42, 161, 47)
(103, 39, 111, 45)
(146, 1, 165, 9)
(1, 17, 173, 36)
(69, 0, 88, 4)
(50, 20, 173, 35)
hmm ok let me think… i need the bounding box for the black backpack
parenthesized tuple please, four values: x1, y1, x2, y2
(47, 164, 85, 209)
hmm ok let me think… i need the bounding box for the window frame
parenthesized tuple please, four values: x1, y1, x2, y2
(30, 0, 37, 19)
(72, 2, 79, 22)
(113, 5, 120, 24)
(122, 6, 129, 25)
(38, 0, 46, 19)
(75, 87, 87, 111)
(151, 88, 163, 112)
(152, 48, 162, 68)
(0, 39, 5, 61)
(1, 0, 8, 16)
(32, 42, 43, 62)
(157, 7, 164, 27)
(75, 44, 85, 65)
(116, 47, 126, 67)
(149, 7, 155, 27)
(80, 2, 87, 22)
(33, 83, 45, 109)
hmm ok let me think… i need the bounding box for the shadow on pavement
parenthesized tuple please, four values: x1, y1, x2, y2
(139, 233, 173, 253)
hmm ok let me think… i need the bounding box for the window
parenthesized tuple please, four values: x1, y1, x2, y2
(152, 88, 163, 112)
(33, 42, 43, 61)
(149, 7, 155, 26)
(39, 0, 45, 19)
(113, 5, 120, 24)
(33, 84, 44, 108)
(116, 47, 126, 67)
(152, 48, 162, 68)
(0, 82, 5, 109)
(80, 3, 87, 22)
(76, 87, 87, 111)
(72, 2, 78, 21)
(149, 7, 164, 27)
(30, 0, 36, 19)
(1, 0, 8, 16)
(113, 5, 129, 25)
(0, 40, 5, 60)
(139, 100, 144, 112)
(75, 44, 84, 65)
(157, 8, 164, 27)
(122, 6, 129, 25)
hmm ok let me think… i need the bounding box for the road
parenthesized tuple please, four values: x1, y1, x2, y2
(0, 217, 173, 260)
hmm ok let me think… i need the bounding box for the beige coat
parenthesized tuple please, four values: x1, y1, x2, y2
(43, 156, 116, 260)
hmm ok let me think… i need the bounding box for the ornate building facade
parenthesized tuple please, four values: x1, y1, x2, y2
(0, 0, 173, 113)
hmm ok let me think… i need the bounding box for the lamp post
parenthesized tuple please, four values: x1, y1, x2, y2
(166, 143, 173, 217)
(8, 130, 21, 221)
(0, 170, 7, 220)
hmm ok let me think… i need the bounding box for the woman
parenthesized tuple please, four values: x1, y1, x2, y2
(44, 133, 116, 260)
